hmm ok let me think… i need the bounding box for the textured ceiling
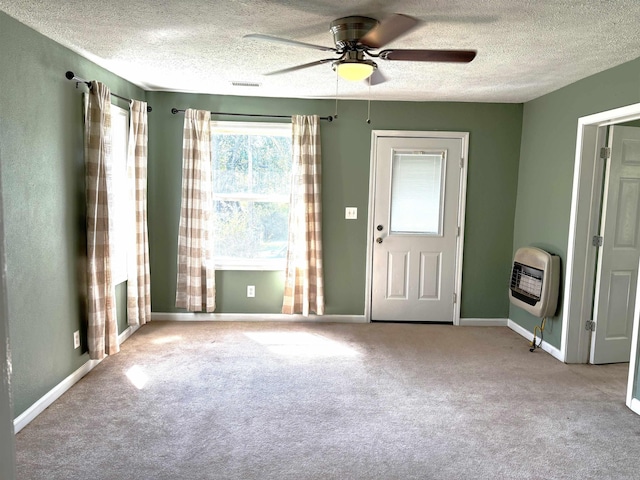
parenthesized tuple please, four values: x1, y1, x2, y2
(2, 0, 640, 103)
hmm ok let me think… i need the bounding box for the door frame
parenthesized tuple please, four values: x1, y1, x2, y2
(627, 270, 640, 414)
(364, 130, 469, 325)
(563, 102, 640, 363)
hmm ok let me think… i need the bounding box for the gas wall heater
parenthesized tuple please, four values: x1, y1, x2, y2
(509, 247, 560, 318)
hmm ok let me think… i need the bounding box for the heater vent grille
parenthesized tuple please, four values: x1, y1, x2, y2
(510, 263, 543, 303)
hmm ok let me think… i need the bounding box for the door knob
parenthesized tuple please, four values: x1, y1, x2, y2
(376, 237, 383, 244)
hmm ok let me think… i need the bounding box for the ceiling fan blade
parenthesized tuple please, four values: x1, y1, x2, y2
(265, 58, 336, 76)
(244, 34, 336, 52)
(359, 14, 419, 49)
(367, 69, 387, 86)
(379, 49, 477, 63)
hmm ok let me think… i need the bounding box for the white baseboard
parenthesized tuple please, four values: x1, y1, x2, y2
(459, 318, 508, 327)
(118, 324, 140, 344)
(14, 324, 140, 434)
(13, 358, 102, 433)
(153, 313, 512, 326)
(508, 319, 564, 362)
(151, 312, 368, 323)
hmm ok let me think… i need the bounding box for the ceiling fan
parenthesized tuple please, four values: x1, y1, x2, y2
(245, 14, 477, 84)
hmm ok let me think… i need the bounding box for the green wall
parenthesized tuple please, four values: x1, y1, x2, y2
(512, 56, 640, 348)
(0, 12, 144, 416)
(3, 0, 640, 441)
(147, 92, 523, 317)
(1, 9, 523, 420)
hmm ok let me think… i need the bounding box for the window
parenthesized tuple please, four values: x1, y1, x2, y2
(83, 97, 130, 284)
(210, 121, 292, 270)
(390, 151, 445, 235)
(109, 105, 130, 284)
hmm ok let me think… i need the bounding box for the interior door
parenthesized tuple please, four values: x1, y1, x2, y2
(591, 125, 640, 364)
(370, 135, 464, 322)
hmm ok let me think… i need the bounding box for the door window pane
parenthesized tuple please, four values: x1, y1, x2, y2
(390, 152, 445, 234)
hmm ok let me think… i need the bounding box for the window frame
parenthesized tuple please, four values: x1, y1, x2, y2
(210, 120, 293, 271)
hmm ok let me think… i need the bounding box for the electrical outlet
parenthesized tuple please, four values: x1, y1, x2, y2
(247, 285, 255, 298)
(73, 330, 80, 349)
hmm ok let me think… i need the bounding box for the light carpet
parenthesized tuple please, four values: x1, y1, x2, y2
(15, 321, 638, 479)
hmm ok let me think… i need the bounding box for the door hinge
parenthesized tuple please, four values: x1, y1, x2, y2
(592, 235, 603, 247)
(453, 293, 457, 304)
(460, 157, 464, 168)
(456, 226, 461, 237)
(600, 147, 611, 159)
(585, 320, 596, 332)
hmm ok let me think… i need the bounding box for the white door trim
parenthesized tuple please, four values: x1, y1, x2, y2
(563, 102, 640, 363)
(365, 130, 469, 325)
(627, 266, 640, 412)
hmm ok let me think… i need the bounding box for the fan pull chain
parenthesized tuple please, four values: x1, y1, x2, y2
(334, 73, 339, 119)
(366, 75, 372, 124)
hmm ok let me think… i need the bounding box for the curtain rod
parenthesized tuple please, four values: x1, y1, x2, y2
(170, 108, 333, 122)
(65, 71, 152, 112)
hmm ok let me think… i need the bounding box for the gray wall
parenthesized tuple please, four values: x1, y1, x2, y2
(511, 56, 640, 348)
(147, 91, 523, 318)
(0, 11, 143, 416)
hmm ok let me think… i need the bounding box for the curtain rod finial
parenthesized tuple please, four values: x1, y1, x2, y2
(65, 71, 75, 80)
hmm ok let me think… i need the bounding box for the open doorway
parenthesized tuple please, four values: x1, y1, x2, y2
(562, 104, 640, 364)
(589, 122, 640, 364)
(562, 102, 640, 414)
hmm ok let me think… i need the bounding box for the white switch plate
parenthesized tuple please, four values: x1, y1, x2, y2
(345, 207, 358, 220)
(247, 285, 255, 298)
(73, 330, 80, 349)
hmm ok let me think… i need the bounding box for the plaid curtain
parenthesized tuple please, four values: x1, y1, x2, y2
(84, 81, 119, 360)
(175, 109, 216, 312)
(126, 100, 151, 326)
(282, 115, 324, 315)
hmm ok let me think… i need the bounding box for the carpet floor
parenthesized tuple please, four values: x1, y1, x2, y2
(15, 321, 639, 479)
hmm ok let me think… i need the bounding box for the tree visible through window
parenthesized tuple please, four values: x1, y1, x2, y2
(210, 121, 292, 269)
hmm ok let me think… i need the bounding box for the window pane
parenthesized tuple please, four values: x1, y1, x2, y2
(212, 134, 250, 194)
(250, 135, 291, 195)
(213, 200, 289, 262)
(390, 152, 444, 234)
(212, 132, 291, 196)
(109, 105, 129, 283)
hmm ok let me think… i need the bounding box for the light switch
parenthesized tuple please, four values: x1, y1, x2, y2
(345, 207, 358, 220)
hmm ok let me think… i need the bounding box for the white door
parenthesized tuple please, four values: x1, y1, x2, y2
(370, 134, 466, 322)
(591, 125, 640, 364)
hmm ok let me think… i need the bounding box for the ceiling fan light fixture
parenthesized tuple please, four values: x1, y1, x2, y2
(333, 59, 377, 81)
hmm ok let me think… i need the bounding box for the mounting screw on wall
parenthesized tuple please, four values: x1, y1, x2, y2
(247, 285, 255, 298)
(73, 331, 80, 349)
